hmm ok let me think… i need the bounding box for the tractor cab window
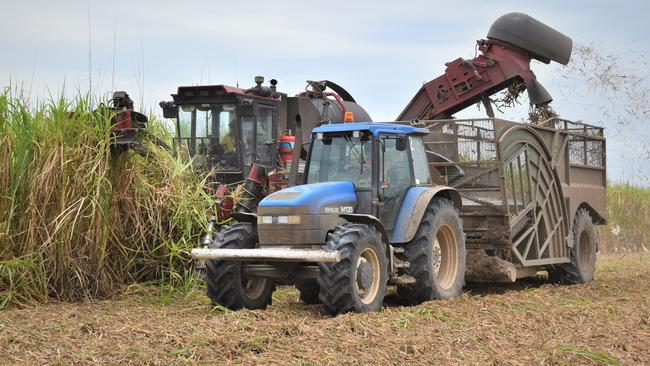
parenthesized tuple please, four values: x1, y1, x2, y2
(307, 131, 372, 189)
(378, 135, 414, 231)
(410, 136, 432, 185)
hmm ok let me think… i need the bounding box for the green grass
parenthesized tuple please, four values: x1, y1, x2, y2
(0, 87, 213, 309)
(599, 182, 650, 252)
(558, 345, 622, 365)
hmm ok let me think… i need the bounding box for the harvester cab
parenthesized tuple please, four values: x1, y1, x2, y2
(160, 77, 284, 184)
(192, 122, 465, 315)
(159, 77, 373, 221)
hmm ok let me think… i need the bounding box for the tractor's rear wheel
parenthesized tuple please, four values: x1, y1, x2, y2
(318, 223, 388, 315)
(296, 280, 320, 305)
(205, 222, 275, 310)
(549, 208, 597, 284)
(397, 198, 465, 304)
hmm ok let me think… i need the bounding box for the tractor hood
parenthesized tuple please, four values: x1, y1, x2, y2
(259, 181, 357, 215)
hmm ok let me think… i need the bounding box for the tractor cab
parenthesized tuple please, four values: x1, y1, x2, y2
(160, 77, 283, 184)
(302, 123, 432, 235)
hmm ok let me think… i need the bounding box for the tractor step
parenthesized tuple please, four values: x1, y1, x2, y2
(389, 275, 416, 285)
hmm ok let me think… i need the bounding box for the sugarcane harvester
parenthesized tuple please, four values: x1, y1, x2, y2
(191, 13, 607, 315)
(160, 78, 371, 225)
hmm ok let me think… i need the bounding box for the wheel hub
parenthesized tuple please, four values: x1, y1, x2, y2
(433, 224, 458, 291)
(355, 247, 381, 305)
(242, 277, 266, 299)
(356, 258, 373, 291)
(432, 238, 442, 276)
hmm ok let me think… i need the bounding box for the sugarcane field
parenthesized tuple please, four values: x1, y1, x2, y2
(1, 2, 649, 365)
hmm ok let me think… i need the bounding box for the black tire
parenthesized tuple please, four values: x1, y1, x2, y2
(296, 280, 320, 305)
(204, 222, 276, 310)
(397, 198, 466, 304)
(549, 208, 597, 284)
(318, 223, 388, 315)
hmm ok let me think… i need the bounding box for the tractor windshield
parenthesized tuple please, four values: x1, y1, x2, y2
(176, 104, 238, 170)
(306, 131, 372, 189)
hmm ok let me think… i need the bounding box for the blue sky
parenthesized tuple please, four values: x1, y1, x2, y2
(2, 0, 649, 183)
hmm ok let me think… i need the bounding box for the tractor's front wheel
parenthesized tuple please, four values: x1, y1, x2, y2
(397, 198, 466, 304)
(318, 223, 388, 315)
(204, 222, 275, 310)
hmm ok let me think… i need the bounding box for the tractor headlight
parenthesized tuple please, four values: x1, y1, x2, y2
(257, 215, 301, 225)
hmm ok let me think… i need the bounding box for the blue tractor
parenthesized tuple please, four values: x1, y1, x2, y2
(192, 122, 464, 315)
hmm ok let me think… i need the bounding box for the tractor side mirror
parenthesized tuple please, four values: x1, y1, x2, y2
(396, 136, 407, 151)
(159, 101, 178, 119)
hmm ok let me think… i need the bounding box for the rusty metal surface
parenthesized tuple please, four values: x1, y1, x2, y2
(410, 117, 606, 268)
(497, 122, 570, 265)
(397, 14, 572, 122)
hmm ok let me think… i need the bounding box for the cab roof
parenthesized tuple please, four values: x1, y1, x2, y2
(312, 122, 429, 136)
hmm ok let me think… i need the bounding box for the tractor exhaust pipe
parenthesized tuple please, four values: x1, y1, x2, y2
(191, 247, 341, 262)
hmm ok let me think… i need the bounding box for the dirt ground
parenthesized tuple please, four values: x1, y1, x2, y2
(1, 254, 648, 365)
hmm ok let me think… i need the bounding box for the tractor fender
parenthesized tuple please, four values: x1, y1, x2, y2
(391, 186, 461, 244)
(231, 212, 258, 225)
(339, 214, 389, 244)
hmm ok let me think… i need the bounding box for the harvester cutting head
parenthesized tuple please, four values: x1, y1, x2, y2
(397, 12, 573, 121)
(99, 91, 150, 151)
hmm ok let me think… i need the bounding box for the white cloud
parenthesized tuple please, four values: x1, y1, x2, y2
(2, 0, 649, 181)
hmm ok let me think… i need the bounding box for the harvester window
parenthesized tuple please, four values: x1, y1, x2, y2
(210, 104, 239, 168)
(256, 106, 274, 166)
(177, 107, 193, 153)
(175, 104, 241, 170)
(217, 112, 236, 153)
(241, 116, 255, 166)
(195, 108, 212, 138)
